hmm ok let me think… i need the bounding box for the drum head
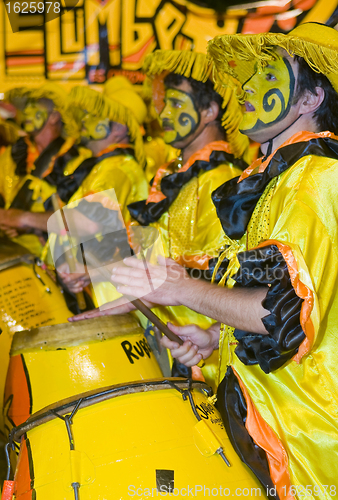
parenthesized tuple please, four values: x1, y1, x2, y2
(10, 315, 144, 355)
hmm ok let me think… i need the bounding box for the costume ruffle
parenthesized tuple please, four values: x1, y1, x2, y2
(44, 147, 134, 210)
(212, 137, 338, 239)
(232, 245, 305, 374)
(128, 150, 247, 225)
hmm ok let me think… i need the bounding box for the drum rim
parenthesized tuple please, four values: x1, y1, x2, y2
(0, 237, 34, 270)
(11, 378, 212, 442)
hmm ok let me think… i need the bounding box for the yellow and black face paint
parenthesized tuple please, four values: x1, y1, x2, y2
(22, 100, 49, 134)
(240, 56, 296, 134)
(81, 114, 111, 142)
(160, 88, 200, 145)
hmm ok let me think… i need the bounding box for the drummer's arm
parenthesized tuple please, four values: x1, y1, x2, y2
(0, 209, 52, 232)
(0, 208, 102, 235)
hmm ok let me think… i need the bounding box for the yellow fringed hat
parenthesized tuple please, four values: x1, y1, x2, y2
(70, 86, 145, 167)
(103, 76, 148, 126)
(207, 23, 338, 96)
(142, 49, 249, 159)
(5, 83, 78, 138)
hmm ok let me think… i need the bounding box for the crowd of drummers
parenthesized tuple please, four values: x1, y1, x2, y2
(1, 21, 338, 499)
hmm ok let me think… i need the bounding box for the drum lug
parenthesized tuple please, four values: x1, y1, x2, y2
(193, 420, 231, 466)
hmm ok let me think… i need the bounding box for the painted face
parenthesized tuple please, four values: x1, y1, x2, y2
(22, 100, 49, 134)
(240, 56, 296, 134)
(160, 88, 200, 145)
(81, 113, 111, 142)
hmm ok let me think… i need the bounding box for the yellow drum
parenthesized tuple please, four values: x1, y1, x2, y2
(0, 237, 73, 437)
(11, 379, 264, 499)
(4, 316, 162, 433)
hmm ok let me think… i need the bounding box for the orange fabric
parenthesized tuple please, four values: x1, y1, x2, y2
(4, 355, 31, 428)
(146, 141, 233, 204)
(174, 252, 212, 270)
(1, 481, 15, 500)
(14, 438, 34, 499)
(42, 137, 76, 178)
(24, 137, 39, 174)
(96, 142, 132, 158)
(233, 367, 294, 500)
(257, 240, 315, 361)
(146, 161, 172, 204)
(239, 131, 338, 182)
(191, 365, 206, 382)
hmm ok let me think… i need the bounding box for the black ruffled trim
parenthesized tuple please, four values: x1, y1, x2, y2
(11, 137, 28, 176)
(33, 136, 65, 178)
(231, 244, 305, 374)
(216, 367, 279, 499)
(9, 137, 65, 210)
(128, 150, 248, 225)
(44, 147, 135, 210)
(212, 137, 338, 239)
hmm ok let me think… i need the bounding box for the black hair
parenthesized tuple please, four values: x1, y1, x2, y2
(293, 55, 338, 134)
(163, 73, 224, 133)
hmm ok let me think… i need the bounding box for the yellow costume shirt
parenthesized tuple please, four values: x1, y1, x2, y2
(129, 141, 244, 388)
(215, 131, 338, 499)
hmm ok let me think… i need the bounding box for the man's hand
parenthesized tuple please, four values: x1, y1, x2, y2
(160, 322, 220, 367)
(0, 224, 19, 238)
(111, 256, 191, 306)
(57, 262, 91, 294)
(0, 208, 27, 229)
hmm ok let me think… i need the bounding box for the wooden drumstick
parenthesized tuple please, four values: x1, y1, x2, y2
(51, 194, 87, 311)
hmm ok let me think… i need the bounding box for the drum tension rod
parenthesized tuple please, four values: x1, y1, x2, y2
(166, 379, 231, 467)
(4, 442, 13, 482)
(51, 398, 84, 499)
(32, 259, 51, 293)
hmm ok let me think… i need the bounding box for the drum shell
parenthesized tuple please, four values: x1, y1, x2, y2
(5, 317, 162, 431)
(0, 262, 72, 436)
(13, 381, 264, 499)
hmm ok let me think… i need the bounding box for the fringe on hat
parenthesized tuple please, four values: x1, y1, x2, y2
(143, 50, 249, 159)
(70, 86, 146, 168)
(208, 32, 338, 93)
(143, 50, 212, 83)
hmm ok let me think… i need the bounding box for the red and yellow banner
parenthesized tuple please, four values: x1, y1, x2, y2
(1, 0, 338, 91)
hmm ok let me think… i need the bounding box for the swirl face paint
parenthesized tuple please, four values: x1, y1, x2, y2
(22, 100, 49, 134)
(240, 56, 295, 134)
(81, 114, 111, 142)
(160, 88, 200, 145)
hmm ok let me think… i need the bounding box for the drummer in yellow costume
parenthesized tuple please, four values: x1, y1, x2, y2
(55, 86, 148, 307)
(104, 75, 178, 183)
(105, 23, 338, 498)
(0, 84, 77, 256)
(71, 50, 249, 387)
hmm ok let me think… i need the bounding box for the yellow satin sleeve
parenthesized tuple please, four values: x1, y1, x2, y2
(0, 146, 22, 207)
(230, 154, 338, 494)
